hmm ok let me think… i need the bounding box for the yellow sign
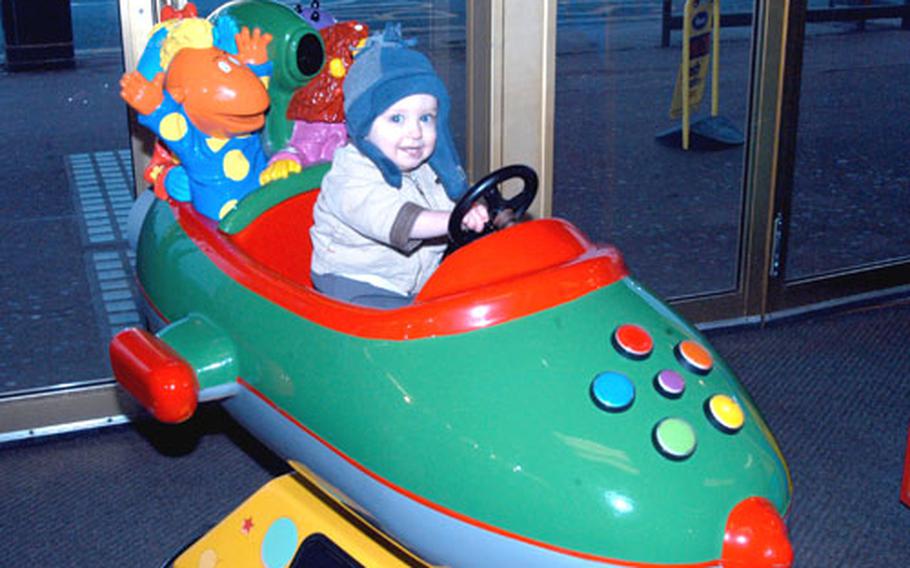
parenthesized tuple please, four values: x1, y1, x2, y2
(669, 0, 714, 119)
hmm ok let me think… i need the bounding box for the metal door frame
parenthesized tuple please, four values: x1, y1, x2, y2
(763, 0, 910, 320)
(661, 1, 791, 327)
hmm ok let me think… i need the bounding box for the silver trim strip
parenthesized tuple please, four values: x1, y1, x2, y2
(0, 382, 139, 445)
(0, 415, 132, 445)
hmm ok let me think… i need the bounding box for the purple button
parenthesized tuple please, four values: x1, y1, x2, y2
(654, 370, 686, 399)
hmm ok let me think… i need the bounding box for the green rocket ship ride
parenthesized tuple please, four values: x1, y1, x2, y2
(110, 1, 793, 566)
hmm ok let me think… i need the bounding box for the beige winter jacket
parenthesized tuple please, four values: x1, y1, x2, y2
(310, 144, 454, 296)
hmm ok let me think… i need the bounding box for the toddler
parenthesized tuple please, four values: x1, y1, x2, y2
(310, 26, 487, 308)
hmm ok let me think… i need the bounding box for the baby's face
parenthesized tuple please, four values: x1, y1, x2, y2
(367, 94, 438, 173)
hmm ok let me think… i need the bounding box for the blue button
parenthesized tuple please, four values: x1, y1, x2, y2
(591, 372, 635, 412)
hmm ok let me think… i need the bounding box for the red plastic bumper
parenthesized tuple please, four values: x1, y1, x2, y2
(110, 328, 198, 423)
(721, 497, 793, 568)
(902, 422, 910, 508)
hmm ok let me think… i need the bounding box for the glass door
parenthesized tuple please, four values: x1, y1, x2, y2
(0, 0, 470, 439)
(0, 0, 138, 437)
(765, 1, 910, 316)
(552, 0, 782, 324)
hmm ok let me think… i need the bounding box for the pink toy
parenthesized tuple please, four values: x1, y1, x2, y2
(261, 20, 368, 182)
(268, 121, 348, 167)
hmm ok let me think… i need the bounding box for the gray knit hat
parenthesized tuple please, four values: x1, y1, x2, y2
(343, 24, 467, 200)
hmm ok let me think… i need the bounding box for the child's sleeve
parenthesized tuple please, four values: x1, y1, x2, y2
(388, 203, 425, 253)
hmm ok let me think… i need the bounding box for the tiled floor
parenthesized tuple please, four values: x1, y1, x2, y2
(66, 150, 141, 342)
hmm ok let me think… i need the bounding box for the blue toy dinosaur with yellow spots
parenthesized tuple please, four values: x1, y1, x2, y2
(121, 17, 273, 221)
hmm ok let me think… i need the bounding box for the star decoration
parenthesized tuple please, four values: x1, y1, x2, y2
(241, 516, 254, 535)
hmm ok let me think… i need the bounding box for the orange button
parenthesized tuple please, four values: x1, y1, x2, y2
(676, 339, 713, 374)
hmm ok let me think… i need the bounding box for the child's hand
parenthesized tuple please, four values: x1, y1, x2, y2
(461, 203, 490, 233)
(120, 71, 164, 115)
(235, 27, 273, 66)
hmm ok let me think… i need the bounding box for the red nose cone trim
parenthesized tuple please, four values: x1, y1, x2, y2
(721, 497, 793, 568)
(901, 424, 910, 508)
(110, 328, 198, 423)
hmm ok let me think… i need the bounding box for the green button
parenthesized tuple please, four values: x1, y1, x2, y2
(653, 418, 697, 460)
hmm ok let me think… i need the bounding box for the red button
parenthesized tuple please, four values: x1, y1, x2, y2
(613, 324, 653, 360)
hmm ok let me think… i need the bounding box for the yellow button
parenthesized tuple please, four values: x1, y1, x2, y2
(706, 394, 745, 433)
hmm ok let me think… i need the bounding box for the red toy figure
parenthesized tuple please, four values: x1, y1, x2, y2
(144, 141, 179, 200)
(160, 2, 198, 21)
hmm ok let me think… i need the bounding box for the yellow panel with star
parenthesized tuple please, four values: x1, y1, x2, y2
(173, 465, 431, 568)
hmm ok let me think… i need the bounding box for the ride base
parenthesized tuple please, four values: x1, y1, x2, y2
(172, 463, 430, 567)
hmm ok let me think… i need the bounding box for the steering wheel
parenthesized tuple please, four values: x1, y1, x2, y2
(447, 164, 538, 249)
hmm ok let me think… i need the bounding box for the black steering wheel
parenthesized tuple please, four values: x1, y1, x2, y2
(447, 164, 538, 249)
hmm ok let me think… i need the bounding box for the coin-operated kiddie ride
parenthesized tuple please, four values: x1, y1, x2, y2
(111, 1, 794, 566)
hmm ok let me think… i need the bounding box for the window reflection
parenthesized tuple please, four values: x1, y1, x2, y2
(0, 0, 131, 392)
(787, 14, 910, 280)
(0, 0, 466, 397)
(552, 1, 753, 300)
